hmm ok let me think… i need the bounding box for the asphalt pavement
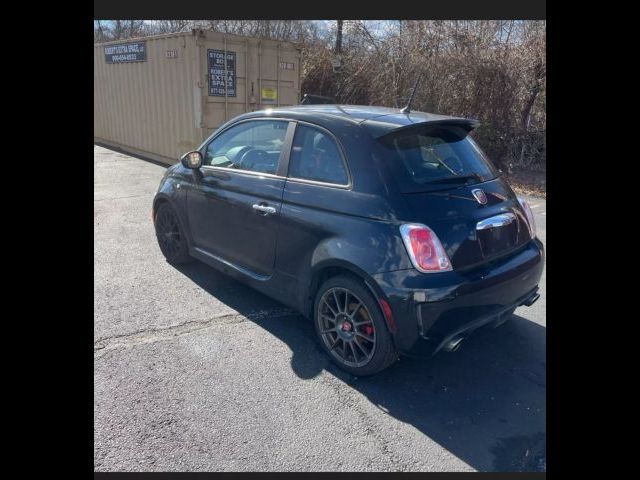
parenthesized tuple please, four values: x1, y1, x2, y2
(94, 145, 546, 472)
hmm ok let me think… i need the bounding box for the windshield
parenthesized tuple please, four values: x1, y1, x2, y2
(376, 125, 499, 192)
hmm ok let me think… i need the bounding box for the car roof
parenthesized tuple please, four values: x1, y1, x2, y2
(236, 105, 478, 138)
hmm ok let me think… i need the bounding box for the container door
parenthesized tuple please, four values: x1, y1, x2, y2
(201, 37, 248, 134)
(187, 119, 292, 278)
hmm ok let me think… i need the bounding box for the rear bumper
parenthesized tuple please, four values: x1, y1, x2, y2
(372, 238, 545, 356)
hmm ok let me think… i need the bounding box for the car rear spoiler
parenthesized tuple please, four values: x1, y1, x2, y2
(370, 118, 480, 140)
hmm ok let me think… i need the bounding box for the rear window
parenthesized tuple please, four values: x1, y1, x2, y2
(376, 125, 499, 192)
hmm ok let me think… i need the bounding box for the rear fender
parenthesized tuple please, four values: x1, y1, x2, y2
(305, 253, 397, 335)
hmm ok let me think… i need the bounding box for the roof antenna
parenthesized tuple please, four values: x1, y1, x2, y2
(400, 73, 423, 114)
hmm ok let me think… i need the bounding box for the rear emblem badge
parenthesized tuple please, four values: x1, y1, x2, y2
(472, 189, 488, 205)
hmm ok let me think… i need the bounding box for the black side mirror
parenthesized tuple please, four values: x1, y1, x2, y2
(180, 151, 203, 169)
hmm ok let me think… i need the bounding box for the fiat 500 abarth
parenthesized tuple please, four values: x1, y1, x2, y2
(153, 105, 544, 375)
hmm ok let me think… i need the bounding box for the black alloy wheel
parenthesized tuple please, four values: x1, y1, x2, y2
(154, 203, 191, 264)
(314, 275, 398, 376)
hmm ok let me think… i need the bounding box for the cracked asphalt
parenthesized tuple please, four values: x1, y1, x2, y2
(94, 145, 546, 472)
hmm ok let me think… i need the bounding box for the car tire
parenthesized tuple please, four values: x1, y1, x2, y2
(314, 275, 398, 376)
(154, 203, 192, 265)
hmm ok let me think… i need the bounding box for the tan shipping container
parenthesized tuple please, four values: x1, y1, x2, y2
(94, 29, 302, 165)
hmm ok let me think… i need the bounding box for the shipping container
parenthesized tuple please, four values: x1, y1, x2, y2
(94, 29, 302, 165)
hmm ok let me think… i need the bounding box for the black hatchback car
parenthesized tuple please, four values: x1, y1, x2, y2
(153, 105, 544, 375)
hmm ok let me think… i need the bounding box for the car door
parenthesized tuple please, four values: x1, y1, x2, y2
(187, 118, 294, 279)
(276, 122, 358, 285)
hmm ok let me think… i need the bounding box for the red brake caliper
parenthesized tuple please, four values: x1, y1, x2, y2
(354, 304, 374, 337)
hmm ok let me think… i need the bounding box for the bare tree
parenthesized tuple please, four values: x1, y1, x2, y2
(94, 20, 146, 41)
(301, 20, 546, 170)
(151, 20, 192, 34)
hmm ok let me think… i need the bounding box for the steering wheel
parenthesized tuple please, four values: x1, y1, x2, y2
(238, 148, 268, 169)
(223, 145, 252, 168)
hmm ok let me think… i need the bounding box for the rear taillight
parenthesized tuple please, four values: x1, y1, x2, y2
(399, 224, 452, 273)
(517, 197, 537, 239)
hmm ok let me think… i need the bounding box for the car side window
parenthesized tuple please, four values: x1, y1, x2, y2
(288, 124, 349, 185)
(203, 120, 288, 175)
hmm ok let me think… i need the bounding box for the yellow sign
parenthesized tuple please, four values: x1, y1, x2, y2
(261, 87, 277, 101)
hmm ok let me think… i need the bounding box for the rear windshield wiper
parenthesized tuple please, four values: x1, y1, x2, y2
(423, 173, 483, 185)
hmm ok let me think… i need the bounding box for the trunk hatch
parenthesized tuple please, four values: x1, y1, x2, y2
(401, 177, 532, 270)
(372, 119, 532, 270)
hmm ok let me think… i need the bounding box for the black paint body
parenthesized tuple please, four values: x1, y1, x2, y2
(153, 106, 544, 357)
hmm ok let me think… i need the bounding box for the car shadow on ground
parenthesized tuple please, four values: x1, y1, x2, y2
(174, 261, 546, 472)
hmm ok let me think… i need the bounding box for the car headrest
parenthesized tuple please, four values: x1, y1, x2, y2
(313, 134, 334, 153)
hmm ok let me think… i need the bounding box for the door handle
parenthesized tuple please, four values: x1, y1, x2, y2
(252, 204, 277, 215)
